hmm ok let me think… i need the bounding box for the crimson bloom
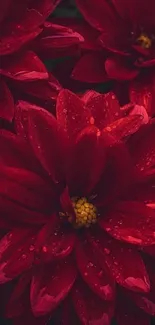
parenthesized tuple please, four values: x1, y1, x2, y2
(75, 0, 155, 82)
(0, 0, 83, 121)
(0, 90, 155, 325)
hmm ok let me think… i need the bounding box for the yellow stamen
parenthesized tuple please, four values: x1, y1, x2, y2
(72, 197, 98, 228)
(137, 34, 152, 49)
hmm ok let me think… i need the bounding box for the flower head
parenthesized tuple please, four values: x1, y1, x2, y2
(0, 90, 155, 324)
(75, 0, 155, 81)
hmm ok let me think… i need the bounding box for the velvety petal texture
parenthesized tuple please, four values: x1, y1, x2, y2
(0, 88, 155, 325)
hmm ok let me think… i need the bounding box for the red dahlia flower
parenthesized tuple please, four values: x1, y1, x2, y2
(0, 90, 155, 325)
(75, 0, 155, 81)
(0, 0, 83, 120)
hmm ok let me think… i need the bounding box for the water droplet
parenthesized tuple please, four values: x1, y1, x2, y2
(22, 254, 26, 259)
(29, 245, 35, 252)
(84, 272, 88, 276)
(42, 246, 47, 253)
(104, 248, 110, 255)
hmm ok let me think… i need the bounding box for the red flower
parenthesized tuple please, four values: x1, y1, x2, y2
(0, 90, 155, 325)
(0, 0, 83, 121)
(75, 0, 155, 81)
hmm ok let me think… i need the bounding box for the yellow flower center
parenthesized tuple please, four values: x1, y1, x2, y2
(137, 34, 152, 49)
(71, 197, 97, 228)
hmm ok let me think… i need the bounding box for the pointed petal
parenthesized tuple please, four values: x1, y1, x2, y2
(0, 80, 14, 121)
(104, 114, 144, 140)
(100, 201, 155, 246)
(105, 56, 139, 81)
(130, 259, 155, 316)
(84, 91, 121, 129)
(35, 216, 75, 263)
(30, 257, 77, 316)
(36, 22, 84, 55)
(67, 125, 106, 195)
(0, 229, 36, 283)
(72, 53, 109, 83)
(21, 104, 66, 183)
(1, 51, 48, 81)
(72, 278, 114, 325)
(0, 164, 53, 214)
(56, 89, 91, 140)
(76, 236, 115, 300)
(88, 228, 150, 293)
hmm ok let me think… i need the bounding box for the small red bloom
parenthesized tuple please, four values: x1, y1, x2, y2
(76, 0, 155, 81)
(0, 90, 154, 324)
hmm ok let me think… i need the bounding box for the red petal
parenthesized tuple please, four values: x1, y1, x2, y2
(130, 259, 155, 316)
(56, 89, 91, 139)
(72, 53, 109, 83)
(1, 51, 48, 81)
(95, 139, 135, 207)
(76, 237, 115, 300)
(35, 22, 84, 54)
(128, 124, 155, 172)
(0, 129, 45, 176)
(99, 28, 130, 55)
(105, 56, 139, 81)
(51, 17, 100, 50)
(24, 105, 66, 183)
(30, 257, 77, 316)
(76, 0, 121, 32)
(104, 114, 144, 140)
(0, 164, 53, 213)
(129, 75, 155, 117)
(88, 228, 150, 293)
(15, 73, 61, 102)
(67, 126, 106, 195)
(113, 0, 155, 29)
(35, 217, 75, 263)
(100, 201, 155, 246)
(0, 229, 36, 282)
(72, 278, 114, 325)
(0, 80, 14, 121)
(116, 292, 151, 325)
(83, 91, 121, 128)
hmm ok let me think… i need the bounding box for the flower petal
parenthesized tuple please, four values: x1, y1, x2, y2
(34, 216, 76, 263)
(72, 278, 114, 325)
(30, 257, 77, 316)
(105, 56, 139, 81)
(104, 114, 144, 140)
(67, 125, 106, 195)
(129, 76, 155, 117)
(0, 80, 14, 121)
(128, 124, 155, 172)
(72, 53, 109, 83)
(23, 104, 66, 183)
(113, 0, 155, 28)
(88, 228, 150, 293)
(35, 21, 84, 56)
(130, 258, 155, 316)
(56, 89, 91, 139)
(1, 51, 48, 81)
(100, 201, 155, 246)
(0, 164, 53, 214)
(84, 91, 121, 128)
(0, 229, 36, 283)
(76, 0, 121, 32)
(76, 236, 115, 300)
